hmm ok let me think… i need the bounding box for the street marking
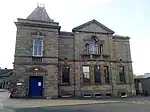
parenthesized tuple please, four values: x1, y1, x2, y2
(132, 100, 150, 105)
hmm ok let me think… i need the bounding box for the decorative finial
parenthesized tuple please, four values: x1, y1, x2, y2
(38, 3, 45, 8)
(37, 2, 39, 8)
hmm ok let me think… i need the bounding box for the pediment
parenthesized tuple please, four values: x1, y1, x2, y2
(72, 19, 114, 34)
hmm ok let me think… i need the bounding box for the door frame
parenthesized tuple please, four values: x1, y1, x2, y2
(28, 76, 43, 98)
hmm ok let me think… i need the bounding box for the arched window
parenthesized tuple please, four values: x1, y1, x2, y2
(86, 36, 103, 54)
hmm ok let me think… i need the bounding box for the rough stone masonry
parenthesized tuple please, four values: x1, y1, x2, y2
(10, 6, 136, 99)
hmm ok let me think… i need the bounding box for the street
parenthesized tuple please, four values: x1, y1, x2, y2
(15, 100, 150, 112)
(1, 90, 150, 112)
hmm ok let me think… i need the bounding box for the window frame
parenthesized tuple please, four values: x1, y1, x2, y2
(94, 65, 101, 84)
(61, 66, 70, 84)
(99, 44, 103, 55)
(32, 39, 44, 57)
(82, 66, 90, 84)
(104, 66, 110, 84)
(119, 66, 126, 84)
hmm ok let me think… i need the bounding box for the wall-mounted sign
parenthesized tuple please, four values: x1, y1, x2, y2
(38, 82, 41, 86)
(17, 82, 22, 86)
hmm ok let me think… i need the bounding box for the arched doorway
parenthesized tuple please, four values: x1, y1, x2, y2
(26, 67, 47, 98)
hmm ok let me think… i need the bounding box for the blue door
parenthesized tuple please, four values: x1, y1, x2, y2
(29, 76, 43, 98)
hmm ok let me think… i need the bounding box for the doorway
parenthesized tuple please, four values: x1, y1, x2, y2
(28, 76, 43, 98)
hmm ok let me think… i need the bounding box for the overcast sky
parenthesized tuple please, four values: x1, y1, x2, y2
(0, 0, 150, 75)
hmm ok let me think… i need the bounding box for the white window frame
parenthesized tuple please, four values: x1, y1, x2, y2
(83, 66, 90, 79)
(32, 39, 44, 57)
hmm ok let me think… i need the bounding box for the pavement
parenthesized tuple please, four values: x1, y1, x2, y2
(15, 101, 150, 112)
(0, 90, 120, 111)
(3, 96, 120, 109)
(1, 89, 150, 112)
(0, 89, 14, 112)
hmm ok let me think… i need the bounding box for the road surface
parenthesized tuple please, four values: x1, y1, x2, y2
(15, 100, 150, 112)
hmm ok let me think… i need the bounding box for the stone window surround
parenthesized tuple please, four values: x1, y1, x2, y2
(84, 36, 104, 55)
(119, 66, 126, 84)
(86, 43, 104, 55)
(60, 65, 71, 85)
(31, 31, 45, 57)
(82, 64, 111, 85)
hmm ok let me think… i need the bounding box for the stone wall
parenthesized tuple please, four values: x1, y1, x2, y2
(12, 19, 60, 98)
(59, 35, 74, 60)
(12, 18, 135, 98)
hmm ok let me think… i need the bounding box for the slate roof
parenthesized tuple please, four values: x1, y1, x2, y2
(60, 31, 74, 36)
(26, 6, 53, 22)
(113, 35, 130, 40)
(72, 19, 114, 34)
(0, 69, 13, 77)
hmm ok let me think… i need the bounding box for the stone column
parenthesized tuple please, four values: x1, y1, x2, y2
(90, 61, 94, 84)
(100, 65, 104, 85)
(111, 63, 118, 96)
(75, 62, 82, 97)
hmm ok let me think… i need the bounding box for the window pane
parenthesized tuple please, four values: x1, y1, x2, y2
(83, 66, 90, 84)
(33, 39, 43, 56)
(83, 66, 89, 72)
(37, 46, 42, 55)
(100, 44, 103, 54)
(95, 44, 98, 54)
(86, 44, 89, 54)
(33, 45, 38, 56)
(89, 44, 95, 54)
(119, 67, 125, 83)
(34, 40, 42, 45)
(62, 67, 70, 83)
(104, 66, 110, 84)
(84, 72, 90, 78)
(94, 65, 101, 83)
(89, 43, 99, 54)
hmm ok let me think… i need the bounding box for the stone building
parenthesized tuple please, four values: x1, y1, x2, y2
(0, 68, 13, 89)
(11, 6, 135, 98)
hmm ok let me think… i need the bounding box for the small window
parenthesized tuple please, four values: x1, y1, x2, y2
(119, 66, 125, 83)
(106, 93, 112, 97)
(33, 39, 43, 57)
(99, 44, 103, 54)
(83, 94, 91, 97)
(83, 66, 90, 84)
(95, 94, 102, 98)
(62, 66, 70, 84)
(86, 44, 89, 54)
(104, 66, 110, 84)
(94, 65, 101, 83)
(121, 92, 126, 96)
